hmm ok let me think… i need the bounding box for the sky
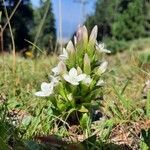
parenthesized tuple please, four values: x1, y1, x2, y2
(31, 0, 96, 42)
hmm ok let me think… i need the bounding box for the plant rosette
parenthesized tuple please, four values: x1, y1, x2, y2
(35, 25, 110, 129)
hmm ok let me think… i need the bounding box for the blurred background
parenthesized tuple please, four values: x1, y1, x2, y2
(0, 0, 150, 55)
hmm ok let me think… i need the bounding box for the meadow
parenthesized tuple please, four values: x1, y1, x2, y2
(0, 34, 150, 150)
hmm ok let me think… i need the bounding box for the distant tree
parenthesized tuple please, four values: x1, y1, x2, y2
(85, 0, 150, 41)
(85, 0, 120, 41)
(143, 0, 150, 36)
(112, 0, 146, 40)
(0, 0, 34, 51)
(32, 0, 56, 54)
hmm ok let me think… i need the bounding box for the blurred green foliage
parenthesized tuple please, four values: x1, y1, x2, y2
(0, 0, 56, 53)
(0, 0, 34, 51)
(85, 0, 150, 52)
(32, 0, 56, 54)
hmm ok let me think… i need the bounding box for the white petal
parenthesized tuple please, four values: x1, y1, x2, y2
(96, 80, 105, 86)
(69, 68, 77, 77)
(70, 81, 79, 85)
(35, 91, 50, 97)
(83, 76, 92, 84)
(50, 75, 59, 84)
(102, 49, 111, 53)
(58, 61, 66, 73)
(41, 82, 51, 92)
(77, 74, 86, 82)
(99, 43, 105, 49)
(59, 48, 68, 60)
(64, 74, 71, 83)
(35, 81, 54, 97)
(64, 51, 68, 58)
(64, 74, 79, 85)
(99, 61, 108, 74)
(96, 43, 111, 53)
(52, 61, 66, 76)
(63, 48, 67, 54)
(74, 36, 77, 45)
(146, 80, 150, 85)
(52, 66, 59, 75)
(59, 55, 67, 61)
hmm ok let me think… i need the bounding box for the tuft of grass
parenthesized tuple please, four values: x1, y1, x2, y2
(0, 45, 150, 149)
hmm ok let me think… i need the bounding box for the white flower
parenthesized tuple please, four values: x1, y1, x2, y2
(96, 42, 111, 53)
(97, 61, 108, 74)
(59, 48, 68, 61)
(96, 80, 105, 86)
(52, 61, 66, 76)
(83, 75, 92, 85)
(35, 82, 54, 97)
(50, 75, 59, 84)
(64, 68, 86, 85)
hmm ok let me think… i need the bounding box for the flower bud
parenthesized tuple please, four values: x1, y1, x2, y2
(89, 25, 98, 44)
(66, 40, 75, 54)
(76, 25, 88, 43)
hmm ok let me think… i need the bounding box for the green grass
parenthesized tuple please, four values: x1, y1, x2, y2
(0, 50, 150, 149)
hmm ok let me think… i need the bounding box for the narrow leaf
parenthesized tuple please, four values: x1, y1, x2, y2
(84, 53, 91, 74)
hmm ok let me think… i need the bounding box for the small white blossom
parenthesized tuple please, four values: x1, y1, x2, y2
(50, 75, 59, 84)
(52, 61, 66, 76)
(96, 80, 105, 86)
(97, 61, 108, 74)
(35, 82, 54, 97)
(64, 68, 86, 85)
(59, 48, 68, 61)
(83, 75, 92, 85)
(96, 42, 111, 53)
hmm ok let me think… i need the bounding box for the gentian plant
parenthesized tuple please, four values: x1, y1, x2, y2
(35, 25, 110, 128)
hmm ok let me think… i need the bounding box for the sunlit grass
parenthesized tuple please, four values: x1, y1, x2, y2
(0, 48, 150, 149)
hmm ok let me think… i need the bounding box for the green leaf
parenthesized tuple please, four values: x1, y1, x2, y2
(75, 45, 85, 68)
(112, 84, 132, 111)
(78, 106, 89, 113)
(80, 113, 89, 129)
(140, 129, 150, 150)
(55, 82, 66, 98)
(81, 135, 97, 150)
(57, 99, 67, 112)
(66, 41, 76, 68)
(22, 115, 32, 126)
(83, 53, 91, 74)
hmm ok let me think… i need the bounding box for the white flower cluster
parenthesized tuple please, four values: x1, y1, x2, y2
(35, 25, 110, 97)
